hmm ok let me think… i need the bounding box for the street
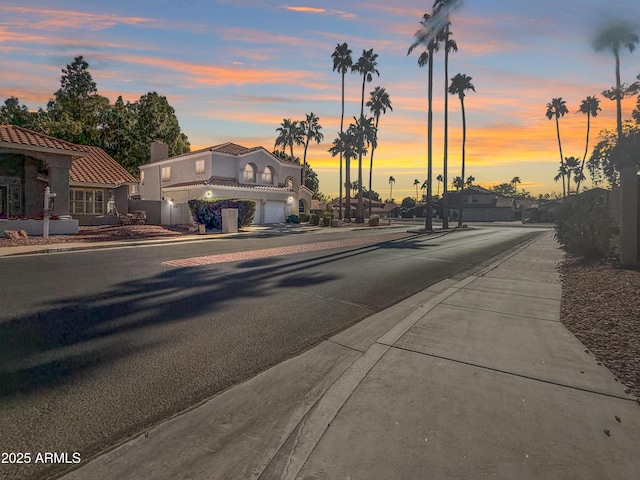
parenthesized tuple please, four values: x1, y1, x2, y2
(0, 224, 543, 479)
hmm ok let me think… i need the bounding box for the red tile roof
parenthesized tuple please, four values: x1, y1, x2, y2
(0, 124, 86, 153)
(70, 146, 138, 187)
(166, 176, 293, 191)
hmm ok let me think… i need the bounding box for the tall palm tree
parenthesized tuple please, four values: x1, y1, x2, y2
(409, 12, 441, 230)
(274, 118, 301, 163)
(352, 49, 379, 222)
(332, 43, 353, 219)
(575, 96, 601, 192)
(511, 176, 521, 191)
(298, 112, 323, 187)
(436, 173, 443, 196)
(328, 130, 357, 221)
(365, 86, 393, 216)
(414, 179, 421, 204)
(349, 115, 376, 213)
(388, 175, 395, 202)
(434, 0, 458, 229)
(465, 175, 475, 187)
(593, 22, 639, 139)
(545, 98, 569, 199)
(452, 176, 463, 190)
(449, 73, 475, 227)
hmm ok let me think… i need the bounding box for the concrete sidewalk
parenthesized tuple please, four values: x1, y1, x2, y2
(62, 232, 640, 480)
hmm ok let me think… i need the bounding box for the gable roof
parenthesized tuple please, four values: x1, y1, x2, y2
(0, 124, 86, 155)
(70, 146, 138, 187)
(145, 141, 298, 166)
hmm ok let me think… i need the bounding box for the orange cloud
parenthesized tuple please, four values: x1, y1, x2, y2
(282, 5, 355, 18)
(0, 5, 160, 31)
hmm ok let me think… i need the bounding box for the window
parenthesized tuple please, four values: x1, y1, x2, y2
(243, 163, 256, 183)
(69, 188, 104, 215)
(161, 166, 171, 182)
(262, 166, 274, 184)
(140, 171, 145, 185)
(195, 159, 205, 175)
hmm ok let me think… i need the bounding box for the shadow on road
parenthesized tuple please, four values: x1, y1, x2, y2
(0, 233, 428, 398)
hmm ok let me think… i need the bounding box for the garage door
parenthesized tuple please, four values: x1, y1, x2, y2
(264, 201, 285, 223)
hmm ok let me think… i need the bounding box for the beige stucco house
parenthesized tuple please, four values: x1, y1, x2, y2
(138, 142, 307, 225)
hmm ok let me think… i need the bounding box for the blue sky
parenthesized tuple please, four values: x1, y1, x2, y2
(1, 0, 639, 199)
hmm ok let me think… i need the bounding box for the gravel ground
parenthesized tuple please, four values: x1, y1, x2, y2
(559, 255, 640, 401)
(0, 224, 191, 247)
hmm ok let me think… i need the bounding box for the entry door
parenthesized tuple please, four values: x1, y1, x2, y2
(0, 186, 7, 218)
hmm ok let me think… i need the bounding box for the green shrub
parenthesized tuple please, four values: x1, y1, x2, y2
(553, 191, 618, 259)
(188, 198, 256, 229)
(368, 214, 380, 226)
(299, 213, 310, 222)
(322, 216, 331, 227)
(310, 214, 320, 226)
(286, 214, 300, 224)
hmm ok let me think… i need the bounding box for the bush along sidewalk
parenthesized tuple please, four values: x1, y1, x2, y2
(553, 190, 618, 260)
(188, 198, 256, 230)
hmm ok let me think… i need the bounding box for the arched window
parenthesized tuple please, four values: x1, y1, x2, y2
(299, 200, 304, 213)
(262, 166, 274, 184)
(243, 163, 257, 183)
(285, 177, 293, 190)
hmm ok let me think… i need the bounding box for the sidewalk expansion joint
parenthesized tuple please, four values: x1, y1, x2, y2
(440, 301, 561, 323)
(386, 343, 636, 403)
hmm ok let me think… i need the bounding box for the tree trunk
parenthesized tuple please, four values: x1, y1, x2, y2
(555, 116, 566, 199)
(425, 48, 434, 231)
(576, 113, 590, 193)
(368, 116, 379, 217)
(339, 73, 345, 220)
(442, 27, 450, 230)
(458, 97, 466, 227)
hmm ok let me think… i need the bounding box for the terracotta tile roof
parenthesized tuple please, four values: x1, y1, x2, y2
(211, 142, 251, 155)
(70, 146, 138, 187)
(0, 124, 87, 153)
(166, 175, 293, 191)
(495, 197, 515, 208)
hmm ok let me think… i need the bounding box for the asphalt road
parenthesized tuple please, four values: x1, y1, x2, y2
(0, 224, 543, 479)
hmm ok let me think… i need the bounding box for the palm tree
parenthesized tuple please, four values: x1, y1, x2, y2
(421, 180, 428, 202)
(465, 175, 475, 187)
(449, 73, 475, 227)
(434, 0, 458, 230)
(388, 175, 395, 202)
(414, 179, 421, 204)
(510, 176, 521, 191)
(592, 22, 639, 139)
(352, 49, 380, 222)
(328, 130, 357, 221)
(452, 176, 463, 190)
(349, 115, 376, 217)
(575, 96, 601, 192)
(332, 43, 353, 219)
(436, 173, 443, 196)
(563, 156, 582, 194)
(274, 118, 301, 163)
(408, 11, 442, 231)
(365, 86, 393, 216)
(545, 98, 569, 199)
(298, 112, 323, 186)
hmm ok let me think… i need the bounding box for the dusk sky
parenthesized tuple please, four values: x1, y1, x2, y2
(1, 0, 640, 200)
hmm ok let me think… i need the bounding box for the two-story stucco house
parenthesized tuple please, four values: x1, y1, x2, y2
(138, 141, 309, 225)
(448, 185, 518, 222)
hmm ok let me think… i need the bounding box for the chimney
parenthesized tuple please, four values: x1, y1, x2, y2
(150, 141, 169, 162)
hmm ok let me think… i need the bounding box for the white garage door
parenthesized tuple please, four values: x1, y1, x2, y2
(264, 201, 285, 223)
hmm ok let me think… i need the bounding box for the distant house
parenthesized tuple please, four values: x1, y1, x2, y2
(0, 124, 137, 228)
(329, 197, 398, 219)
(138, 141, 306, 225)
(447, 185, 519, 222)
